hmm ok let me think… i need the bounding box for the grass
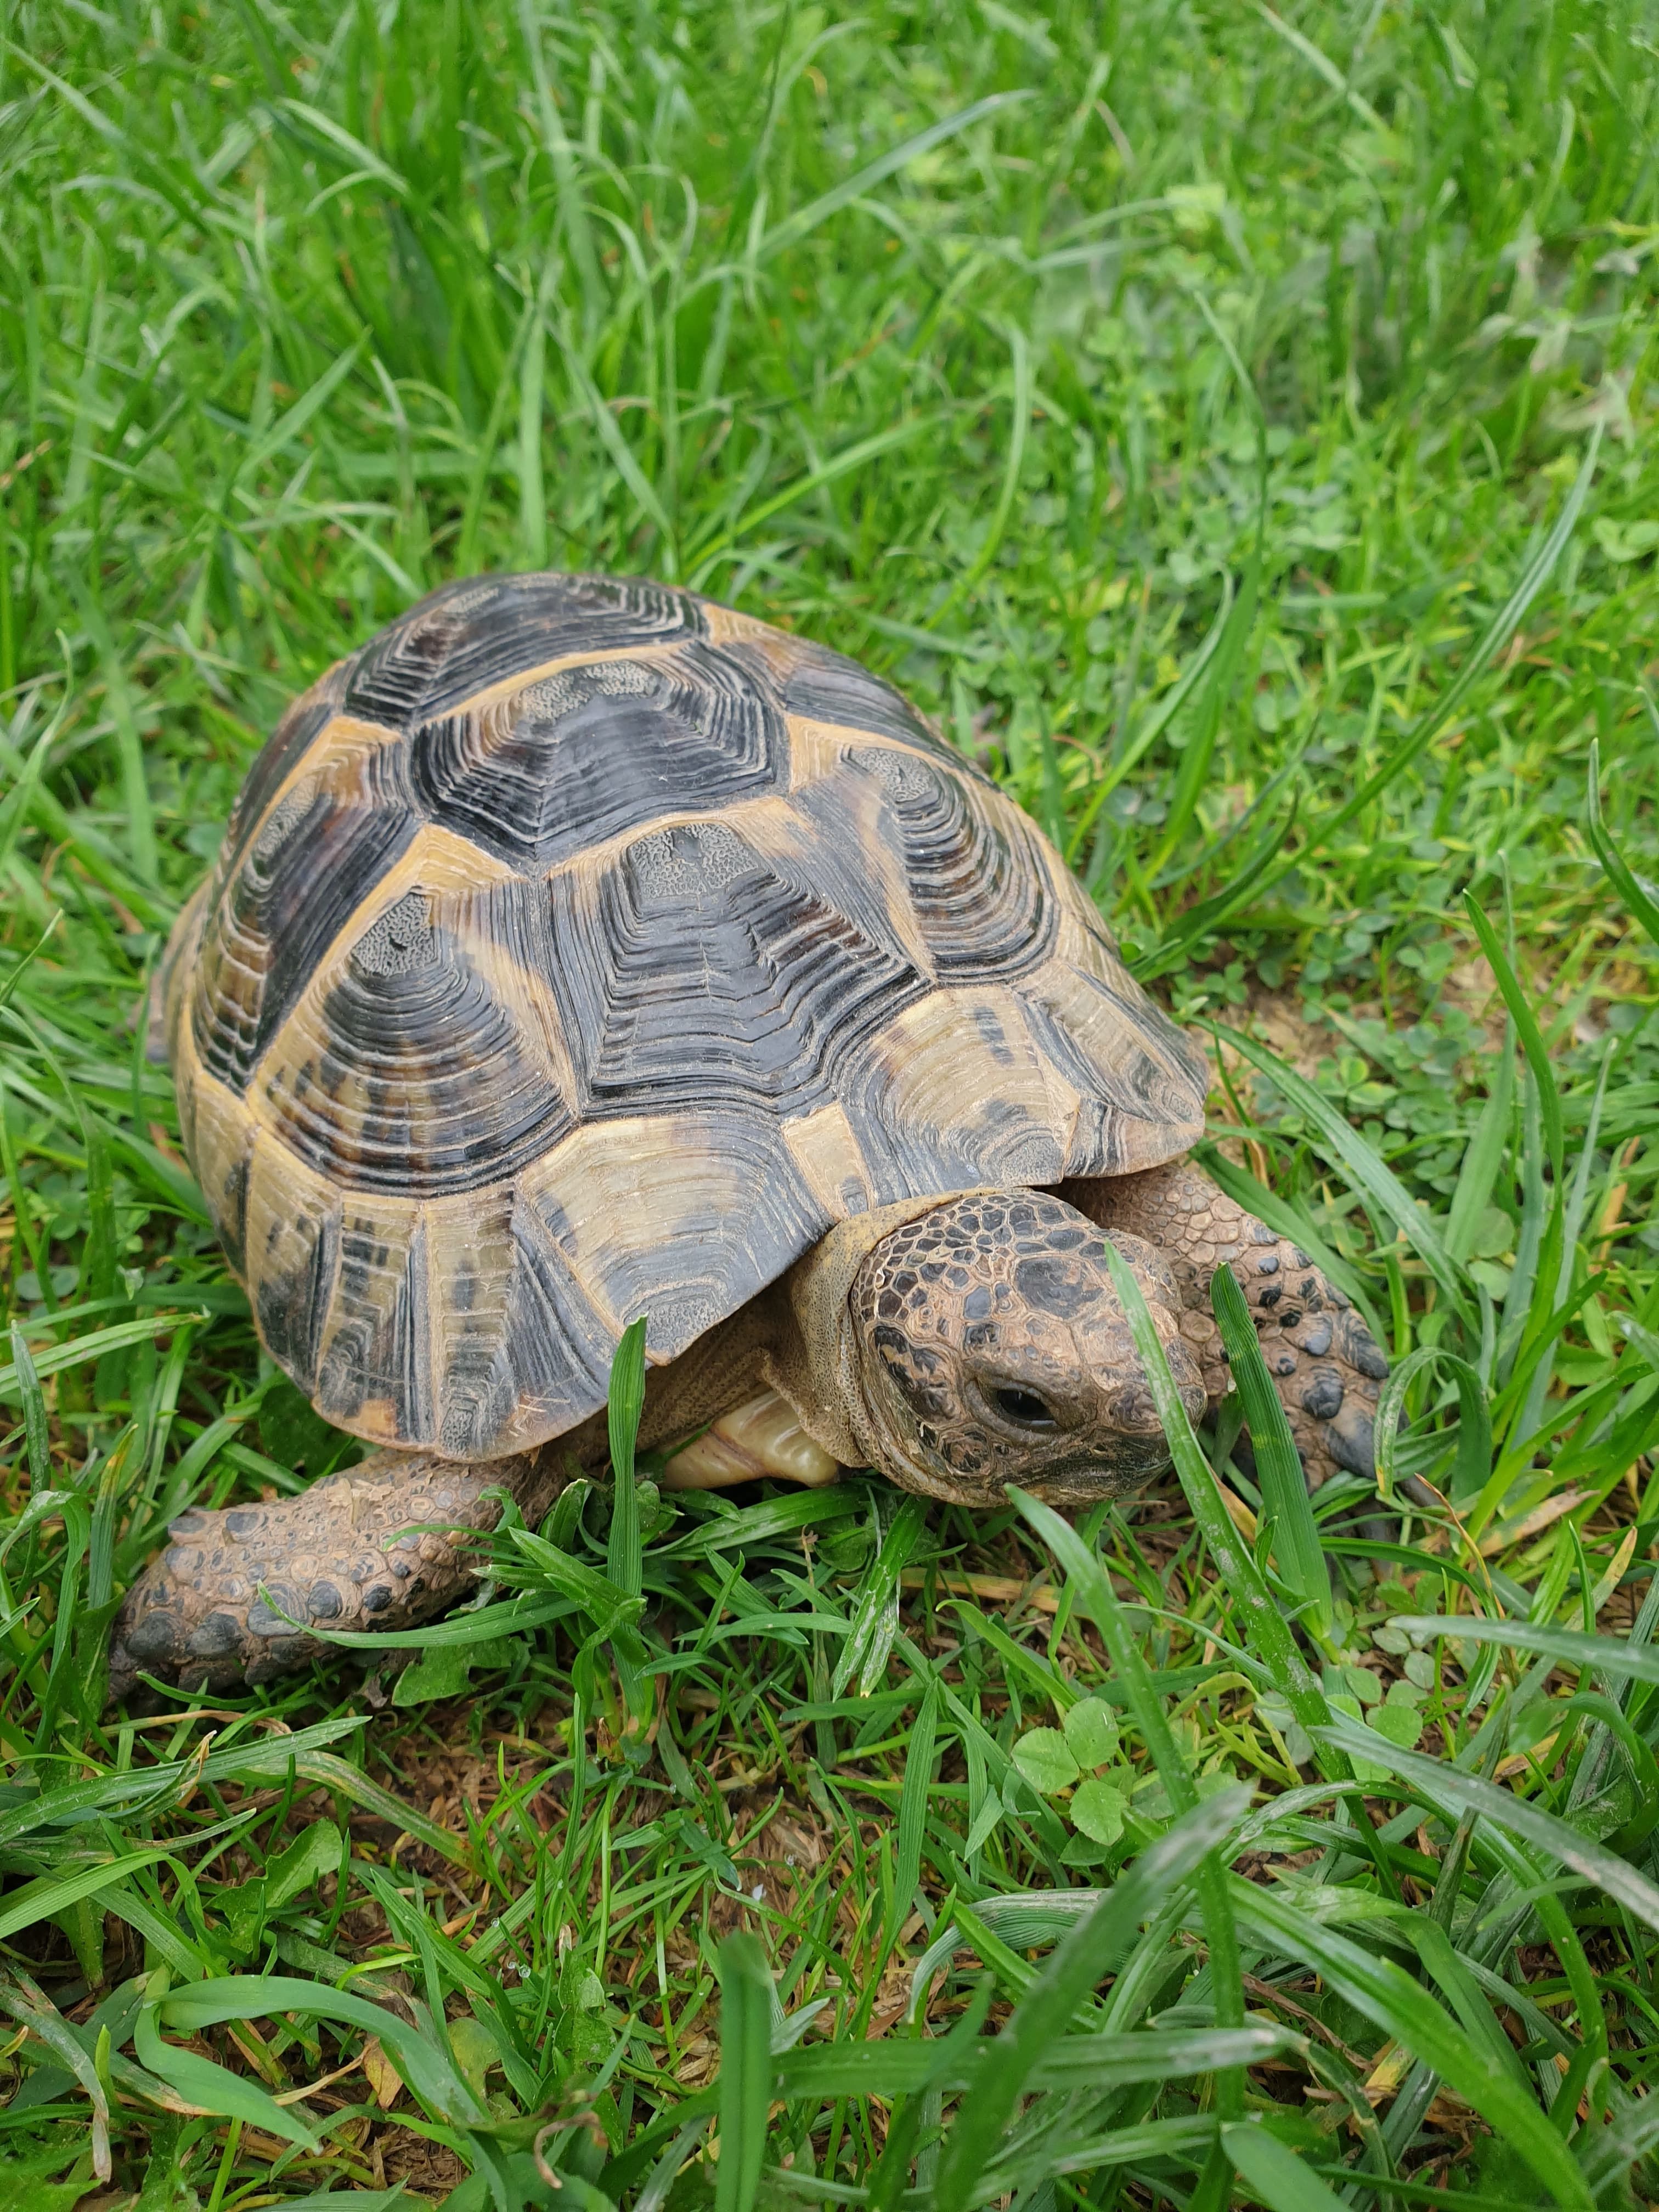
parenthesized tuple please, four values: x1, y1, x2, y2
(2, 0, 1659, 2205)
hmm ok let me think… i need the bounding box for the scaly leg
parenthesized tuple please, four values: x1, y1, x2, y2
(1061, 1161, 1388, 1487)
(661, 1390, 839, 1491)
(108, 1448, 559, 1700)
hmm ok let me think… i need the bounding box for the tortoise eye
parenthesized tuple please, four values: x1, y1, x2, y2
(990, 1384, 1057, 1429)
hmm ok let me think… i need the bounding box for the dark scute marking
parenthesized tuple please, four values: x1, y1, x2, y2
(268, 880, 573, 1196)
(255, 1198, 340, 1397)
(314, 1214, 433, 1444)
(362, 1584, 393, 1615)
(409, 641, 783, 872)
(554, 819, 929, 1120)
(780, 640, 973, 768)
(848, 746, 1057, 979)
(1249, 1221, 1278, 1245)
(1013, 1253, 1102, 1319)
(343, 571, 707, 727)
(219, 1152, 251, 1276)
(1274, 1352, 1298, 1376)
(1301, 1369, 1345, 1420)
(1256, 1253, 1280, 1275)
(192, 742, 421, 1096)
(1298, 1318, 1334, 1357)
(475, 1196, 619, 1447)
(225, 1508, 259, 1537)
(1257, 1284, 1282, 1310)
(221, 681, 345, 882)
(307, 1581, 344, 1621)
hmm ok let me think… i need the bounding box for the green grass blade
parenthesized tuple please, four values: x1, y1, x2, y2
(1209, 1264, 1331, 1638)
(932, 1788, 1248, 2212)
(1293, 428, 1601, 851)
(1373, 1346, 1492, 1505)
(756, 91, 1031, 262)
(832, 1494, 924, 1697)
(134, 1987, 319, 2153)
(1585, 737, 1659, 952)
(1234, 1884, 1590, 2209)
(1444, 1039, 1515, 1267)
(1100, 1243, 1333, 1735)
(715, 1933, 774, 2212)
(1215, 1023, 1469, 1316)
(885, 1681, 937, 1955)
(1390, 1612, 1659, 1683)
(1313, 1711, 1659, 1938)
(0, 1970, 112, 2181)
(607, 1315, 648, 1601)
(1463, 892, 1564, 1186)
(161, 1974, 485, 2121)
(1222, 2120, 1351, 2212)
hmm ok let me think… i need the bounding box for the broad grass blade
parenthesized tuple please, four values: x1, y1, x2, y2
(161, 1973, 486, 2123)
(607, 1316, 648, 1600)
(1463, 893, 1564, 1185)
(1222, 2120, 1350, 2212)
(715, 1934, 773, 2212)
(136, 1985, 320, 2152)
(1234, 1884, 1590, 2208)
(1313, 1711, 1659, 1937)
(1585, 737, 1659, 952)
(931, 1790, 1247, 2212)
(1210, 1265, 1331, 1638)
(1390, 1612, 1659, 1684)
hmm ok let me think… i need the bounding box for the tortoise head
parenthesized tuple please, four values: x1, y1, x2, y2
(840, 1190, 1205, 1508)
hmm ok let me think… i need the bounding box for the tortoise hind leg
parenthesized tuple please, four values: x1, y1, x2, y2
(1059, 1161, 1389, 1488)
(109, 1447, 559, 1701)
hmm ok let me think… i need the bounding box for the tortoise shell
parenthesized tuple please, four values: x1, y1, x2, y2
(167, 574, 1206, 1459)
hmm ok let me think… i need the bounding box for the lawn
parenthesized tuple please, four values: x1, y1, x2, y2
(3, 0, 1659, 2206)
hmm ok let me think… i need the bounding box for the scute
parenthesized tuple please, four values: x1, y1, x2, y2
(408, 638, 783, 871)
(169, 570, 1207, 1461)
(548, 814, 930, 1120)
(261, 869, 576, 1195)
(343, 572, 704, 727)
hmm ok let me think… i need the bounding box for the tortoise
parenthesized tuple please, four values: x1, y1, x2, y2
(109, 573, 1387, 1697)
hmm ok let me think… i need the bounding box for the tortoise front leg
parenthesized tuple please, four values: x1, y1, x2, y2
(661, 1390, 839, 1490)
(1060, 1161, 1388, 1488)
(108, 1448, 560, 1700)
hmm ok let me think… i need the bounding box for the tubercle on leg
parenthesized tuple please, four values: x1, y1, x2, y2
(1226, 1229, 1389, 1486)
(107, 1447, 559, 1702)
